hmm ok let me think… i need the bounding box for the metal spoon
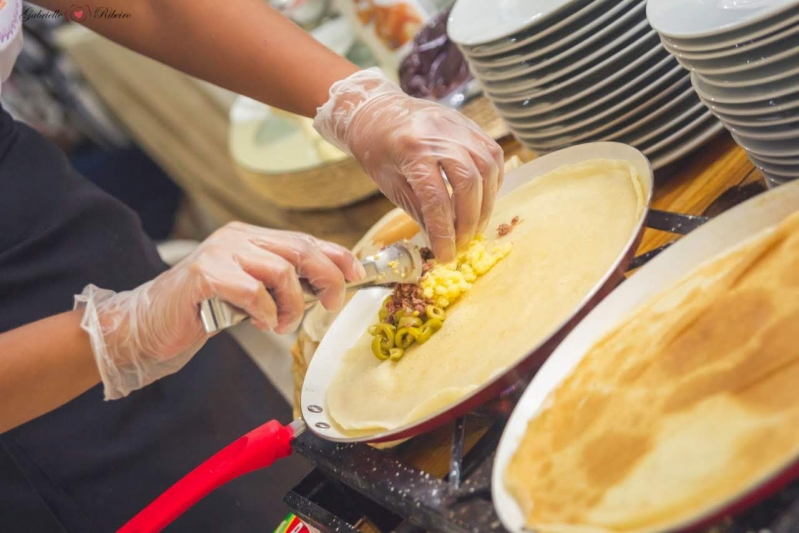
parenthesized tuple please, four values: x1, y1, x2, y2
(198, 242, 424, 334)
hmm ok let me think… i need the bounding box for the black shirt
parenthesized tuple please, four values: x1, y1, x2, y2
(0, 110, 307, 532)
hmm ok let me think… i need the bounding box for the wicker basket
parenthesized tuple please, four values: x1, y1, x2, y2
(232, 96, 509, 213)
(235, 156, 380, 211)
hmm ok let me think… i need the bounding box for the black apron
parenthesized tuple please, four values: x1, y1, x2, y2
(0, 109, 308, 532)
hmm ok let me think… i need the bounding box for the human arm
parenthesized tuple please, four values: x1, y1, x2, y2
(0, 311, 99, 434)
(34, 0, 504, 260)
(34, 0, 358, 117)
(0, 224, 363, 432)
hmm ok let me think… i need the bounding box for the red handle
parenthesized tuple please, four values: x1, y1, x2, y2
(119, 419, 296, 533)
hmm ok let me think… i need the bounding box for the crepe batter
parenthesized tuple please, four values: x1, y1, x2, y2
(327, 159, 646, 432)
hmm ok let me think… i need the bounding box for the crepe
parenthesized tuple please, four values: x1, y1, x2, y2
(326, 159, 646, 432)
(505, 210, 799, 532)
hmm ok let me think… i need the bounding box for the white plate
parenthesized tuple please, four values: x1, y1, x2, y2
(302, 143, 654, 443)
(606, 84, 697, 141)
(505, 55, 676, 131)
(659, 4, 799, 51)
(514, 88, 703, 149)
(647, 0, 799, 39)
(622, 100, 707, 146)
(498, 54, 679, 125)
(469, 0, 644, 75)
(519, 80, 697, 146)
(509, 70, 691, 153)
(648, 120, 726, 168)
(508, 64, 684, 150)
(448, 0, 582, 46)
(732, 130, 799, 157)
(492, 179, 799, 532)
(458, 0, 602, 57)
(640, 110, 717, 154)
(479, 21, 653, 93)
(692, 70, 799, 104)
(465, 0, 631, 66)
(488, 35, 667, 105)
(662, 19, 799, 60)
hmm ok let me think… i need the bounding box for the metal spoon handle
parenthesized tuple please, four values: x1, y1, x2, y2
(197, 242, 422, 334)
(199, 279, 378, 334)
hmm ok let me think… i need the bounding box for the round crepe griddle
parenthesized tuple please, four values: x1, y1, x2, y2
(492, 179, 799, 532)
(301, 142, 654, 444)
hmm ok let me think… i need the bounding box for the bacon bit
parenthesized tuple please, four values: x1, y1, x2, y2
(420, 247, 434, 262)
(384, 282, 433, 324)
(497, 215, 522, 237)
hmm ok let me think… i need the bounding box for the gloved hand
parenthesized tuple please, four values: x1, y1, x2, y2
(314, 68, 504, 262)
(74, 222, 365, 400)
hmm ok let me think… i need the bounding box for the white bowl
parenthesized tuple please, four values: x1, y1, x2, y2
(711, 105, 799, 128)
(498, 52, 678, 123)
(659, 5, 799, 51)
(456, 0, 600, 58)
(695, 55, 799, 87)
(648, 120, 726, 168)
(683, 38, 799, 75)
(748, 152, 799, 164)
(761, 168, 798, 181)
(661, 19, 799, 60)
(488, 33, 666, 105)
(448, 0, 584, 46)
(763, 173, 797, 187)
(468, 0, 644, 74)
(732, 130, 799, 157)
(691, 71, 799, 105)
(646, 0, 799, 39)
(748, 153, 799, 176)
(479, 22, 653, 93)
(726, 121, 799, 141)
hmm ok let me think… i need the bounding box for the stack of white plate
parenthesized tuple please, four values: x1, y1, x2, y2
(648, 0, 799, 188)
(447, 0, 723, 170)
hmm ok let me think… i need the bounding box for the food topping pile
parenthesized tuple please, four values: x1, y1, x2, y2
(368, 235, 513, 361)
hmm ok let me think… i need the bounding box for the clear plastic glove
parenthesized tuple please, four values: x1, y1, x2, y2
(74, 222, 365, 400)
(314, 68, 504, 262)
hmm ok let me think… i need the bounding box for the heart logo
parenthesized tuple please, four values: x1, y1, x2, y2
(72, 8, 84, 20)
